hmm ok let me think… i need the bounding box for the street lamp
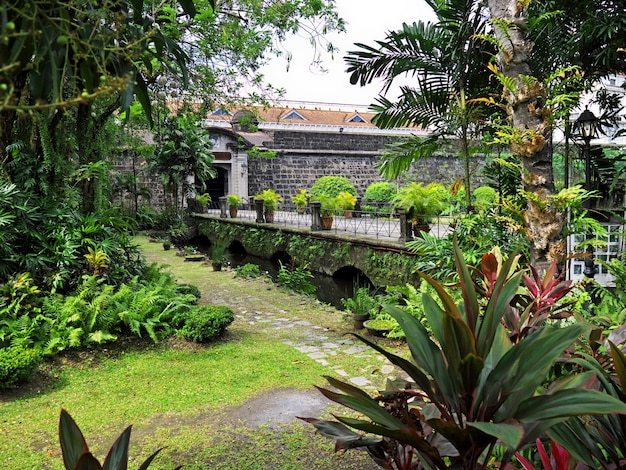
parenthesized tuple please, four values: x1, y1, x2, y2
(574, 107, 599, 284)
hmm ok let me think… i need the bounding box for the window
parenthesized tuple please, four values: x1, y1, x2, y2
(211, 108, 232, 116)
(283, 110, 307, 120)
(347, 113, 367, 123)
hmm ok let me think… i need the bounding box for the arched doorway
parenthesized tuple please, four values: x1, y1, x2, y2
(204, 166, 228, 206)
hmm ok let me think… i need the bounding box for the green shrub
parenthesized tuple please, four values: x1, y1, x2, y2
(177, 305, 235, 343)
(276, 262, 316, 295)
(0, 346, 42, 388)
(175, 283, 201, 302)
(310, 176, 356, 199)
(234, 263, 263, 279)
(364, 181, 397, 203)
(473, 185, 498, 212)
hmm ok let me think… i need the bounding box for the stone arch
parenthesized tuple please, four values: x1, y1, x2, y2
(333, 266, 374, 289)
(270, 250, 292, 269)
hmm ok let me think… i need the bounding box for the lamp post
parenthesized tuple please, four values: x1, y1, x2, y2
(574, 107, 599, 285)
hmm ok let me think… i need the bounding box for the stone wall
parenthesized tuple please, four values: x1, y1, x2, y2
(247, 130, 485, 199)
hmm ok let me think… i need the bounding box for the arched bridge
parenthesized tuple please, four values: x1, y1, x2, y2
(191, 208, 454, 288)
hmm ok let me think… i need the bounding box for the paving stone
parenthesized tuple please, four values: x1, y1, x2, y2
(316, 359, 329, 366)
(381, 365, 395, 375)
(336, 339, 354, 345)
(308, 351, 327, 360)
(296, 345, 320, 353)
(344, 345, 369, 355)
(334, 369, 348, 377)
(349, 376, 371, 386)
(321, 342, 340, 349)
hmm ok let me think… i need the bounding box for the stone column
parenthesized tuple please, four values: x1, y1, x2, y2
(398, 208, 414, 243)
(254, 198, 265, 223)
(310, 201, 321, 231)
(219, 196, 228, 218)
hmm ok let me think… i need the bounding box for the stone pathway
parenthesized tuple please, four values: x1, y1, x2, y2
(231, 304, 406, 392)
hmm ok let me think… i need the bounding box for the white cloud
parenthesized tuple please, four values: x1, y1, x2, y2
(260, 0, 437, 108)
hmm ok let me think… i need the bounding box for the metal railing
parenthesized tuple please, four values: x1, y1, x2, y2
(202, 199, 458, 243)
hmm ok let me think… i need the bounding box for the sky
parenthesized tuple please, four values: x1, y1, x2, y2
(260, 0, 437, 109)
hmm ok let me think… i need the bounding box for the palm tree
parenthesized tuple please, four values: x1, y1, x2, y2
(345, 0, 496, 210)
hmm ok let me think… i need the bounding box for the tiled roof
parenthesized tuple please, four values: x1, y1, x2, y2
(206, 105, 384, 128)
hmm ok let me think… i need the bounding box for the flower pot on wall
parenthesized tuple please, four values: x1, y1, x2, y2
(264, 210, 275, 223)
(413, 223, 430, 237)
(320, 216, 333, 230)
(229, 207, 238, 218)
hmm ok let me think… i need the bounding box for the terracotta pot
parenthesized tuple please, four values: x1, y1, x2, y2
(229, 207, 238, 218)
(320, 215, 333, 230)
(343, 210, 353, 218)
(413, 223, 430, 237)
(264, 210, 275, 223)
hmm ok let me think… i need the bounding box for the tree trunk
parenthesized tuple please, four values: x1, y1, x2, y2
(487, 0, 565, 271)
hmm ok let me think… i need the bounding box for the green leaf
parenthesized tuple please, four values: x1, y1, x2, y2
(467, 421, 524, 449)
(351, 332, 437, 399)
(317, 378, 405, 430)
(383, 304, 454, 398)
(101, 425, 131, 470)
(298, 417, 383, 449)
(138, 448, 164, 470)
(516, 389, 626, 422)
(59, 409, 90, 470)
(609, 341, 626, 394)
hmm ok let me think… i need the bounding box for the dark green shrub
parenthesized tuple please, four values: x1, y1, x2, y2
(364, 181, 397, 203)
(177, 305, 235, 343)
(175, 283, 201, 302)
(276, 261, 316, 295)
(234, 263, 263, 278)
(0, 346, 42, 388)
(310, 176, 356, 199)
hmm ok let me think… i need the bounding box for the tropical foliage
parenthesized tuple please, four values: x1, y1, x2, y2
(302, 240, 626, 468)
(346, 0, 496, 208)
(58, 409, 173, 470)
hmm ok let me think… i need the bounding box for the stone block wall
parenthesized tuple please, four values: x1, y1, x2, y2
(247, 130, 485, 199)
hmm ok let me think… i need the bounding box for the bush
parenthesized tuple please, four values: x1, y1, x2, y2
(0, 346, 42, 388)
(175, 283, 201, 302)
(177, 305, 235, 343)
(310, 176, 356, 199)
(364, 181, 397, 203)
(276, 262, 316, 295)
(473, 185, 498, 212)
(234, 263, 263, 279)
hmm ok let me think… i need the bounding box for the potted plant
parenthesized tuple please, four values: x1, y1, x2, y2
(317, 195, 338, 230)
(392, 182, 448, 237)
(162, 238, 171, 251)
(336, 191, 357, 218)
(211, 241, 227, 271)
(255, 189, 283, 223)
(188, 193, 211, 213)
(363, 316, 398, 337)
(341, 287, 378, 329)
(226, 194, 243, 218)
(291, 188, 310, 214)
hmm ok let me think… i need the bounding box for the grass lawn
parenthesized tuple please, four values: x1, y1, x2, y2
(0, 235, 383, 469)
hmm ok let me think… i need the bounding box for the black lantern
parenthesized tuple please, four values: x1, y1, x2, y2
(574, 107, 599, 288)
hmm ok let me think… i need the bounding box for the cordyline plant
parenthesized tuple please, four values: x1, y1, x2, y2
(300, 239, 626, 469)
(59, 409, 180, 470)
(547, 340, 626, 468)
